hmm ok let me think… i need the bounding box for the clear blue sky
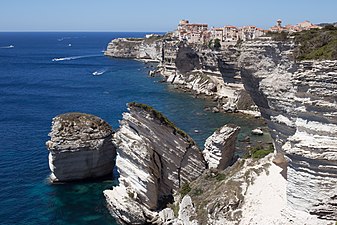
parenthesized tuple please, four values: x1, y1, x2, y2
(0, 0, 336, 32)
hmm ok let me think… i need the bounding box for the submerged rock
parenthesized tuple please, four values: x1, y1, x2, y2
(251, 128, 263, 135)
(203, 124, 240, 170)
(46, 113, 116, 182)
(104, 103, 206, 224)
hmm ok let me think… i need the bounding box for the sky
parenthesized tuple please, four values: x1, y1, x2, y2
(0, 0, 336, 32)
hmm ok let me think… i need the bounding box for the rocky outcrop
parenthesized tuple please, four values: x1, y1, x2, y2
(160, 43, 257, 113)
(203, 124, 240, 170)
(46, 113, 116, 182)
(105, 37, 162, 61)
(104, 103, 206, 224)
(239, 40, 337, 221)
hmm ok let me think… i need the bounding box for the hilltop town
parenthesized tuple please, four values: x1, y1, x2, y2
(172, 19, 321, 48)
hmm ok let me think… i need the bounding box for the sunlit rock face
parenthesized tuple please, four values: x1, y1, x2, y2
(104, 37, 162, 60)
(203, 124, 240, 170)
(46, 113, 116, 182)
(104, 103, 206, 224)
(239, 40, 337, 221)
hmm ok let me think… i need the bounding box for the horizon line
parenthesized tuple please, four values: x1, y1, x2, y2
(0, 30, 167, 33)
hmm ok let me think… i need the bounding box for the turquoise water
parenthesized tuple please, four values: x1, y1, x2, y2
(0, 32, 269, 225)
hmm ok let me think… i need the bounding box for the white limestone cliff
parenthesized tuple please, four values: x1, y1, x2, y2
(239, 40, 337, 221)
(46, 113, 116, 182)
(103, 103, 206, 224)
(203, 124, 240, 170)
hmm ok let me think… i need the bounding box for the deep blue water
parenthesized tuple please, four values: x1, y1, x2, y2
(0, 32, 270, 225)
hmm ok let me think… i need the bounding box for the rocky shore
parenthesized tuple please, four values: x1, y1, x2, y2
(105, 35, 259, 115)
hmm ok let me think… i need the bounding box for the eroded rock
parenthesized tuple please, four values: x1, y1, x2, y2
(104, 103, 206, 224)
(203, 124, 240, 170)
(46, 113, 116, 182)
(239, 39, 337, 221)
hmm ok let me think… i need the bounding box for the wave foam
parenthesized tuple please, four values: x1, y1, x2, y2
(0, 45, 14, 49)
(52, 54, 101, 62)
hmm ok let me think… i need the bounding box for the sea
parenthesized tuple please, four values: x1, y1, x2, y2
(0, 32, 271, 225)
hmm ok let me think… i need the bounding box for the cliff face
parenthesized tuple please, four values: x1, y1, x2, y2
(105, 37, 258, 114)
(161, 43, 257, 113)
(104, 103, 206, 224)
(105, 37, 162, 61)
(46, 113, 116, 182)
(239, 40, 337, 220)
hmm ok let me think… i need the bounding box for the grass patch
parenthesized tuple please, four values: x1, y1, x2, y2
(244, 144, 274, 159)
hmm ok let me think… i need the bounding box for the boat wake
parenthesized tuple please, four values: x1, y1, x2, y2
(52, 54, 101, 62)
(0, 45, 14, 49)
(92, 69, 108, 76)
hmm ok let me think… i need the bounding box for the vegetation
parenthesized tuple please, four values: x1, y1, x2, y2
(208, 38, 221, 50)
(293, 26, 337, 60)
(128, 102, 194, 143)
(179, 182, 192, 198)
(167, 202, 179, 217)
(190, 188, 203, 196)
(266, 31, 289, 41)
(213, 38, 221, 50)
(215, 173, 226, 182)
(244, 144, 274, 159)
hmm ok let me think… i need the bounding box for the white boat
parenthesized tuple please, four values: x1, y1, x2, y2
(68, 44, 72, 47)
(92, 69, 106, 76)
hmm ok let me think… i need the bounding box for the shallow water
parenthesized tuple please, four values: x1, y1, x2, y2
(0, 32, 270, 225)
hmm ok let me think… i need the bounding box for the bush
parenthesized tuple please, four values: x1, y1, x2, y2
(293, 28, 337, 60)
(213, 38, 221, 50)
(266, 31, 289, 41)
(179, 182, 191, 197)
(244, 144, 274, 159)
(215, 173, 226, 181)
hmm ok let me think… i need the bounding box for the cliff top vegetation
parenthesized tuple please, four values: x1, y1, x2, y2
(293, 25, 337, 60)
(128, 102, 195, 144)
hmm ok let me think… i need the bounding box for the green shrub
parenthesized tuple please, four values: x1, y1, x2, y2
(179, 182, 191, 197)
(293, 27, 337, 60)
(244, 144, 274, 159)
(266, 31, 289, 41)
(191, 188, 203, 196)
(215, 173, 226, 181)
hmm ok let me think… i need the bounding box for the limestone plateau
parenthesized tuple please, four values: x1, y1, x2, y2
(102, 33, 337, 224)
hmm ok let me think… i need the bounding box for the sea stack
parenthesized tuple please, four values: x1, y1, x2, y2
(46, 113, 116, 182)
(203, 124, 240, 170)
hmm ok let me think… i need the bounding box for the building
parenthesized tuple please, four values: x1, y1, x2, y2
(211, 27, 224, 41)
(176, 20, 209, 43)
(270, 19, 321, 33)
(224, 26, 239, 42)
